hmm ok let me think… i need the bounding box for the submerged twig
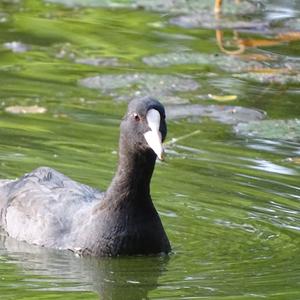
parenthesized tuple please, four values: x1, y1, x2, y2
(214, 0, 223, 14)
(214, 0, 240, 14)
(165, 130, 201, 147)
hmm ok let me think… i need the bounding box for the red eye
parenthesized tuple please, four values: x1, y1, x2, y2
(133, 113, 140, 121)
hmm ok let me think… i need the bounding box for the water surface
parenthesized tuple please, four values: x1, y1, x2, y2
(0, 1, 299, 299)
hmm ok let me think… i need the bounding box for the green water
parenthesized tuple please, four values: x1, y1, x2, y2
(0, 1, 299, 299)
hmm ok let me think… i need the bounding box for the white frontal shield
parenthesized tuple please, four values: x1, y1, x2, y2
(143, 109, 164, 160)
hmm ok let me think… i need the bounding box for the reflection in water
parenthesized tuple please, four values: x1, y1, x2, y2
(215, 30, 245, 55)
(214, 0, 241, 14)
(215, 0, 300, 55)
(251, 159, 296, 175)
(0, 0, 300, 299)
(215, 26, 300, 56)
(0, 231, 169, 300)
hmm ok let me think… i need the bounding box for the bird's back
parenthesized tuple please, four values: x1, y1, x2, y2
(0, 167, 103, 249)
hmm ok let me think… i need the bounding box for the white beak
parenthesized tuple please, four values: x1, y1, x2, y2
(143, 109, 164, 160)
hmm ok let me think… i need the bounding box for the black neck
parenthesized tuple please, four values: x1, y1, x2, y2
(105, 135, 157, 204)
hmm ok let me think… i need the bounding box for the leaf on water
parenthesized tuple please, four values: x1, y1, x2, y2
(208, 94, 237, 102)
(79, 73, 198, 104)
(5, 105, 47, 114)
(235, 119, 300, 141)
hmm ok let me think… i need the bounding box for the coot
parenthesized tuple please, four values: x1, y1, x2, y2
(0, 97, 171, 256)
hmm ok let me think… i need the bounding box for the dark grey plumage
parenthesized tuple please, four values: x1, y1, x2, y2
(0, 97, 171, 256)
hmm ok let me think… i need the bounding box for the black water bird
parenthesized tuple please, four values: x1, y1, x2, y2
(0, 97, 171, 256)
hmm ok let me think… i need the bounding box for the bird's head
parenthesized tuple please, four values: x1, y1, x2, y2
(120, 97, 167, 160)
